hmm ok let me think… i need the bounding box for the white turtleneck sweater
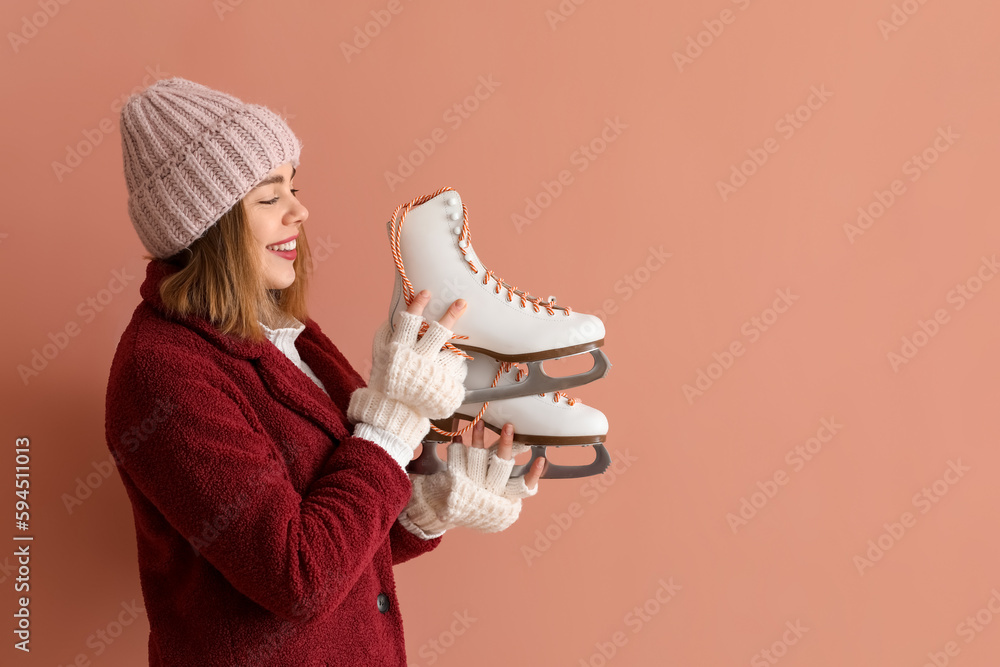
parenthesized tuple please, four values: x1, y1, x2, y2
(259, 319, 413, 472)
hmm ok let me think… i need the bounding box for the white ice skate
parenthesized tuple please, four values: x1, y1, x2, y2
(410, 350, 612, 479)
(385, 187, 611, 405)
(382, 186, 613, 479)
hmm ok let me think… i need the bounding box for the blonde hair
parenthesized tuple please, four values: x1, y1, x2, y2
(145, 198, 312, 342)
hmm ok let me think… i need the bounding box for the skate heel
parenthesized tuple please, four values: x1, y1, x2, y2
(404, 418, 455, 475)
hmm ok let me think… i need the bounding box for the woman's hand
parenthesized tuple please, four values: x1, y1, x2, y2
(456, 419, 546, 491)
(380, 290, 469, 418)
(398, 417, 546, 538)
(407, 289, 466, 330)
(346, 290, 470, 450)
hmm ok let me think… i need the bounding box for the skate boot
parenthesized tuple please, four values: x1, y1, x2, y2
(385, 187, 611, 405)
(408, 351, 612, 479)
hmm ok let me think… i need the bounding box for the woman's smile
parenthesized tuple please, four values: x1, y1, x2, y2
(266, 235, 298, 260)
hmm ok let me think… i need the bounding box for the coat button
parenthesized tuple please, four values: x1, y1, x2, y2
(377, 592, 390, 614)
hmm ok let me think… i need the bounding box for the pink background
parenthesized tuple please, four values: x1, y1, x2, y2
(3, 0, 1000, 665)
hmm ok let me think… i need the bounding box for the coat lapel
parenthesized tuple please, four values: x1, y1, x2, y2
(251, 348, 350, 441)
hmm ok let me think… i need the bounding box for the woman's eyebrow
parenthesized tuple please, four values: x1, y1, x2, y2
(252, 167, 296, 189)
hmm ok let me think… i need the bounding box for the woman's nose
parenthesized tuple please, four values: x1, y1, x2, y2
(290, 202, 308, 225)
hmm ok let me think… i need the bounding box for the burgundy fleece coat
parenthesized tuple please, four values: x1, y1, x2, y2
(104, 259, 441, 666)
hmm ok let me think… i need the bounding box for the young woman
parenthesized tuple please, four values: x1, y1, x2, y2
(105, 77, 545, 666)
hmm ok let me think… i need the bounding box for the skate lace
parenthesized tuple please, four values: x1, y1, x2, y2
(504, 362, 577, 405)
(388, 186, 572, 318)
(389, 186, 575, 437)
(422, 361, 577, 438)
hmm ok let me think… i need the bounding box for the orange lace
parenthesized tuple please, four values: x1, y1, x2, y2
(388, 186, 572, 318)
(503, 362, 577, 405)
(387, 186, 576, 437)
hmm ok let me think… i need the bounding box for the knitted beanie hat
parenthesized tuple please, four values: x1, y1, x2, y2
(119, 76, 302, 259)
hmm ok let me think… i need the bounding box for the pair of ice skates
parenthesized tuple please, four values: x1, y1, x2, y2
(382, 187, 612, 479)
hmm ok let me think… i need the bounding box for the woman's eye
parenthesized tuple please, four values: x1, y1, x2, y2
(262, 190, 298, 205)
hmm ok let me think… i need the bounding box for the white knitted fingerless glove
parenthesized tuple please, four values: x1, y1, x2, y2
(348, 311, 468, 450)
(398, 441, 539, 537)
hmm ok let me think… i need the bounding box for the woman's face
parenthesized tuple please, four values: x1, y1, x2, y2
(244, 161, 308, 290)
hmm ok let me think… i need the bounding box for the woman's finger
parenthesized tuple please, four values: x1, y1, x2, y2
(471, 419, 486, 449)
(523, 456, 546, 490)
(436, 298, 467, 330)
(406, 290, 430, 317)
(495, 423, 513, 460)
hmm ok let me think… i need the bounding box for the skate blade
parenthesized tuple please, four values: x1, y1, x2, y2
(457, 338, 605, 364)
(462, 348, 611, 404)
(406, 443, 612, 480)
